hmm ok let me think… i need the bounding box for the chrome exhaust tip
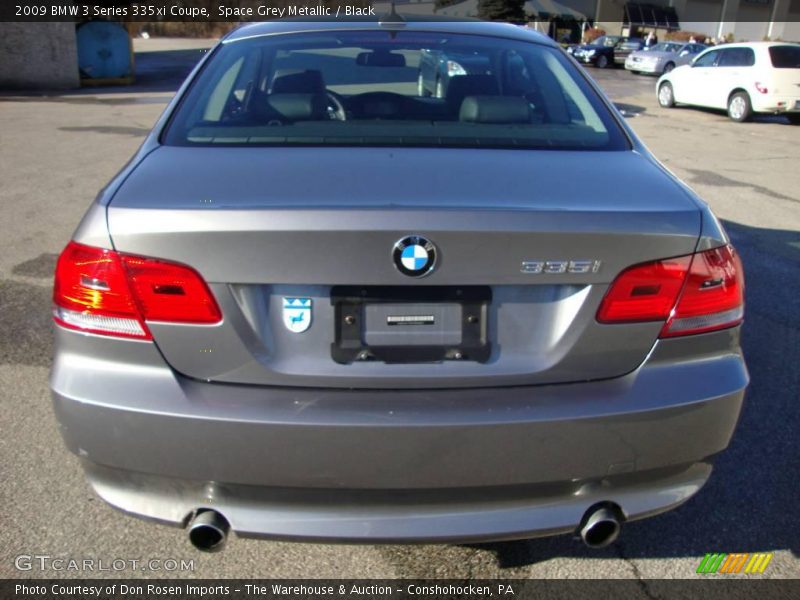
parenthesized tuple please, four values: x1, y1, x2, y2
(579, 504, 622, 548)
(188, 510, 230, 552)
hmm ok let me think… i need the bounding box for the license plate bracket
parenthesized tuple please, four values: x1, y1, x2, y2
(331, 286, 491, 364)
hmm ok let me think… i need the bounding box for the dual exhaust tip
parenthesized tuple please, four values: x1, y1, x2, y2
(186, 503, 623, 552)
(188, 510, 230, 552)
(578, 504, 623, 549)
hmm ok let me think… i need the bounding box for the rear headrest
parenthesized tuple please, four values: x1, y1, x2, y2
(270, 69, 325, 94)
(459, 96, 531, 124)
(263, 93, 327, 122)
(446, 75, 499, 111)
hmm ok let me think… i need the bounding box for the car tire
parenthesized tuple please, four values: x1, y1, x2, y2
(596, 55, 608, 69)
(787, 113, 800, 125)
(727, 92, 752, 122)
(658, 82, 675, 108)
(663, 62, 675, 74)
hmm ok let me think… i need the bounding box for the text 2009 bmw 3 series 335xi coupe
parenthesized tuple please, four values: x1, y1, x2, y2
(50, 19, 748, 552)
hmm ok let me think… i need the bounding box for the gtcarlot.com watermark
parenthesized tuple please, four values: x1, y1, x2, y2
(14, 554, 195, 573)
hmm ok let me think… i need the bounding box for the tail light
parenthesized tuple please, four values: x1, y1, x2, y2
(53, 241, 221, 340)
(597, 245, 744, 337)
(661, 245, 744, 337)
(596, 255, 691, 323)
(754, 82, 768, 94)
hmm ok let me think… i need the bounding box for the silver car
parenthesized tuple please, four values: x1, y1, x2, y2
(625, 42, 708, 75)
(51, 20, 747, 552)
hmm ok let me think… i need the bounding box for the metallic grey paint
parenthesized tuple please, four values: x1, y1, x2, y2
(625, 45, 706, 75)
(52, 19, 747, 544)
(51, 326, 746, 541)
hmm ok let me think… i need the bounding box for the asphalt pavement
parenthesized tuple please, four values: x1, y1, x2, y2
(0, 38, 798, 580)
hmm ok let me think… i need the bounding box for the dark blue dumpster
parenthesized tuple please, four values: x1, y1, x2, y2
(76, 20, 133, 81)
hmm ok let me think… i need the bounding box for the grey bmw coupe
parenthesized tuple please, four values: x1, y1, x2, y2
(625, 42, 708, 75)
(51, 19, 747, 552)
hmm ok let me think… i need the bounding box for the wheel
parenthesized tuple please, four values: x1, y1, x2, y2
(596, 55, 609, 69)
(727, 92, 752, 122)
(663, 62, 675, 74)
(658, 82, 675, 108)
(787, 113, 800, 125)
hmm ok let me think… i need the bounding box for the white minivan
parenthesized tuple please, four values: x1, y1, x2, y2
(656, 42, 800, 123)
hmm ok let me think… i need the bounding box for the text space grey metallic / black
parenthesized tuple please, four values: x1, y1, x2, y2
(50, 19, 748, 551)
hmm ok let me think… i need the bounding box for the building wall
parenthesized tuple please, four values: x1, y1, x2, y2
(596, 0, 797, 42)
(679, 23, 723, 38)
(767, 0, 800, 40)
(390, 0, 800, 42)
(680, 0, 726, 37)
(564, 0, 598, 18)
(733, 3, 772, 40)
(0, 23, 80, 90)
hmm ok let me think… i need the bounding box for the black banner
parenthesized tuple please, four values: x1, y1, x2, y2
(2, 0, 799, 23)
(3, 580, 800, 600)
(5, 1, 384, 22)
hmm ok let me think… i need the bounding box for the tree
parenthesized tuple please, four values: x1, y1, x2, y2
(478, 0, 526, 22)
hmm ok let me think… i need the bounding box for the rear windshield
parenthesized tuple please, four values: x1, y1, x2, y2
(163, 30, 628, 151)
(769, 45, 800, 68)
(649, 43, 682, 53)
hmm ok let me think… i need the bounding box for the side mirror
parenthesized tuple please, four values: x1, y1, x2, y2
(356, 51, 406, 68)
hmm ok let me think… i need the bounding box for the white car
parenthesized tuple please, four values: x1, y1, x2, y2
(656, 42, 800, 123)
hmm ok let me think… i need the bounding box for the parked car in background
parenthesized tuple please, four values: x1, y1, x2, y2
(418, 48, 491, 97)
(613, 38, 645, 66)
(625, 42, 707, 75)
(570, 35, 624, 69)
(657, 42, 800, 123)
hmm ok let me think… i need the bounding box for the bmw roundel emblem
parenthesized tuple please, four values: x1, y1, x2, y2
(393, 235, 437, 277)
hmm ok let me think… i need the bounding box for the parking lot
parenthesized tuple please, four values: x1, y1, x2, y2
(0, 38, 798, 580)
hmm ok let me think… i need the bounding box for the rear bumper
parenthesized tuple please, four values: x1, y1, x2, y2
(83, 460, 714, 543)
(625, 59, 660, 73)
(51, 326, 747, 542)
(752, 96, 800, 114)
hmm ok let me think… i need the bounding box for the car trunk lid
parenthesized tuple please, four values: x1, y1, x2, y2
(107, 146, 701, 389)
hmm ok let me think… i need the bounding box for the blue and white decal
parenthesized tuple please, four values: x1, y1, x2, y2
(283, 298, 312, 333)
(393, 236, 437, 278)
